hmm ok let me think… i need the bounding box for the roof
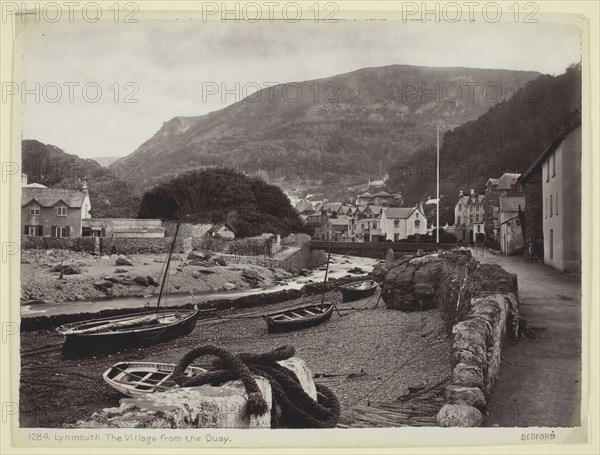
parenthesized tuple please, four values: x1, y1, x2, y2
(519, 120, 581, 183)
(500, 214, 520, 225)
(295, 200, 314, 212)
(366, 205, 383, 215)
(457, 194, 484, 205)
(337, 205, 352, 215)
(358, 192, 374, 198)
(499, 196, 525, 212)
(22, 187, 86, 208)
(208, 223, 236, 234)
(496, 173, 521, 190)
(24, 183, 48, 189)
(373, 191, 392, 197)
(486, 178, 499, 188)
(383, 207, 416, 219)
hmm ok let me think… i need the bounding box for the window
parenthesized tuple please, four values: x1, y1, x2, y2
(457, 216, 461, 225)
(57, 205, 67, 216)
(394, 233, 400, 241)
(25, 226, 42, 236)
(546, 161, 550, 182)
(556, 192, 559, 215)
(545, 197, 548, 219)
(52, 226, 70, 238)
(30, 205, 40, 215)
(56, 227, 65, 237)
(414, 220, 421, 229)
(394, 220, 399, 228)
(549, 229, 554, 259)
(470, 205, 473, 212)
(552, 152, 556, 177)
(469, 215, 473, 224)
(550, 195, 553, 217)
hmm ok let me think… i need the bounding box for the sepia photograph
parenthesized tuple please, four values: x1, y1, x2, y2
(0, 0, 597, 452)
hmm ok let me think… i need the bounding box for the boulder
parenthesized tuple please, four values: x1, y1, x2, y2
(92, 281, 113, 290)
(189, 260, 209, 267)
(115, 268, 129, 274)
(49, 264, 81, 275)
(214, 257, 227, 266)
(299, 269, 310, 277)
(146, 276, 160, 287)
(223, 282, 236, 291)
(436, 403, 483, 427)
(115, 255, 133, 266)
(444, 385, 486, 410)
(133, 276, 149, 286)
(187, 251, 212, 261)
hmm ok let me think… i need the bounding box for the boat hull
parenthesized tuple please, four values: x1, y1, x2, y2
(103, 361, 205, 398)
(339, 280, 378, 302)
(59, 309, 199, 355)
(264, 304, 334, 333)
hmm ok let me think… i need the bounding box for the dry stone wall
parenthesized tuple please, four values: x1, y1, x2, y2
(380, 251, 519, 427)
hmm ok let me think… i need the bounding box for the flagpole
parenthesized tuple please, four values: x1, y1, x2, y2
(436, 123, 440, 244)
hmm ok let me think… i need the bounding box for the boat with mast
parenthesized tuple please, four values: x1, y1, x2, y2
(57, 217, 200, 353)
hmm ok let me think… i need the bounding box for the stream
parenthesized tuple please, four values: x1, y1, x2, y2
(21, 254, 380, 318)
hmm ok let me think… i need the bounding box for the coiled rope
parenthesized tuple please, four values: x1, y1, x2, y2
(172, 344, 340, 428)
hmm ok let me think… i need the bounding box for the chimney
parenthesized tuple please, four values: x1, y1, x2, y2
(470, 188, 475, 197)
(459, 190, 463, 197)
(21, 174, 27, 186)
(419, 203, 424, 212)
(82, 178, 89, 193)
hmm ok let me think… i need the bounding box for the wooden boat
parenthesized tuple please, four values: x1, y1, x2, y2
(263, 303, 334, 333)
(339, 280, 378, 302)
(57, 217, 199, 355)
(58, 308, 200, 352)
(103, 361, 206, 398)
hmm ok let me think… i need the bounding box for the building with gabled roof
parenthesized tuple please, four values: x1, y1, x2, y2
(380, 206, 427, 241)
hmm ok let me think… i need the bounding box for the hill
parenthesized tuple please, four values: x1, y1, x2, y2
(111, 64, 541, 192)
(21, 140, 142, 218)
(137, 168, 306, 237)
(388, 64, 582, 225)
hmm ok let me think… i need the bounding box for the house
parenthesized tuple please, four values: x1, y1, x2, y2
(21, 177, 91, 238)
(306, 210, 329, 240)
(372, 191, 395, 206)
(207, 223, 236, 239)
(326, 215, 351, 241)
(380, 206, 428, 241)
(453, 189, 485, 243)
(484, 173, 522, 242)
(355, 217, 382, 242)
(294, 199, 315, 215)
(356, 192, 374, 206)
(499, 196, 526, 255)
(363, 205, 383, 219)
(518, 118, 581, 272)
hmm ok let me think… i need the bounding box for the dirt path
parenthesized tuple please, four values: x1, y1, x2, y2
(20, 291, 450, 428)
(472, 247, 582, 427)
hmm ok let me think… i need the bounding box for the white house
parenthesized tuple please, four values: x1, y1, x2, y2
(380, 206, 428, 241)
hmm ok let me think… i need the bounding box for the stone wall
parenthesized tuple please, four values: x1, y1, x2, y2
(214, 244, 326, 273)
(380, 251, 519, 427)
(99, 237, 186, 255)
(21, 236, 99, 253)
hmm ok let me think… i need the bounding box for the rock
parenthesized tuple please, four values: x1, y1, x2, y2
(49, 264, 81, 275)
(444, 385, 486, 410)
(198, 268, 216, 275)
(187, 251, 212, 261)
(347, 267, 364, 274)
(115, 255, 133, 266)
(115, 268, 129, 273)
(93, 281, 113, 290)
(453, 363, 484, 389)
(74, 294, 85, 300)
(153, 258, 166, 263)
(214, 257, 227, 266)
(299, 269, 310, 277)
(101, 255, 110, 260)
(146, 276, 160, 287)
(385, 249, 395, 268)
(223, 282, 236, 291)
(133, 276, 149, 286)
(192, 271, 200, 279)
(189, 260, 209, 267)
(436, 403, 483, 427)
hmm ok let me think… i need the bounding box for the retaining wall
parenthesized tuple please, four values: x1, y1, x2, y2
(21, 236, 99, 253)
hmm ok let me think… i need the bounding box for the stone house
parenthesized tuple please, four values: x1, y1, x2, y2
(380, 206, 428, 241)
(325, 215, 350, 241)
(498, 196, 526, 255)
(207, 223, 236, 239)
(453, 189, 485, 243)
(372, 191, 395, 206)
(306, 211, 329, 240)
(356, 192, 374, 206)
(21, 177, 91, 238)
(519, 119, 581, 272)
(484, 173, 522, 242)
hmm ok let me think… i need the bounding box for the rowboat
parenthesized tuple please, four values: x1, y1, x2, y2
(339, 280, 378, 302)
(57, 216, 199, 355)
(58, 308, 200, 353)
(103, 361, 206, 397)
(263, 303, 334, 333)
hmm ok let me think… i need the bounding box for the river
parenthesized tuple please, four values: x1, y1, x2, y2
(21, 254, 380, 318)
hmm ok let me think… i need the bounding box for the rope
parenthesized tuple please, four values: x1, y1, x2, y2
(172, 344, 340, 428)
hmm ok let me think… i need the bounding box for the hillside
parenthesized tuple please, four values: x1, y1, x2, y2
(112, 64, 541, 191)
(21, 140, 142, 218)
(388, 64, 582, 225)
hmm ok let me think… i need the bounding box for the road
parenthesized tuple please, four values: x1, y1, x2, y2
(471, 246, 582, 427)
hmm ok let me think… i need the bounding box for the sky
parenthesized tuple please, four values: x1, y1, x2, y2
(15, 13, 582, 160)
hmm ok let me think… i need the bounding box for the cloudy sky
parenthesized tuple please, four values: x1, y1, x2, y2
(16, 14, 582, 160)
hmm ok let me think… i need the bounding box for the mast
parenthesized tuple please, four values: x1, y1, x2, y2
(320, 249, 332, 310)
(156, 215, 182, 310)
(436, 123, 440, 245)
